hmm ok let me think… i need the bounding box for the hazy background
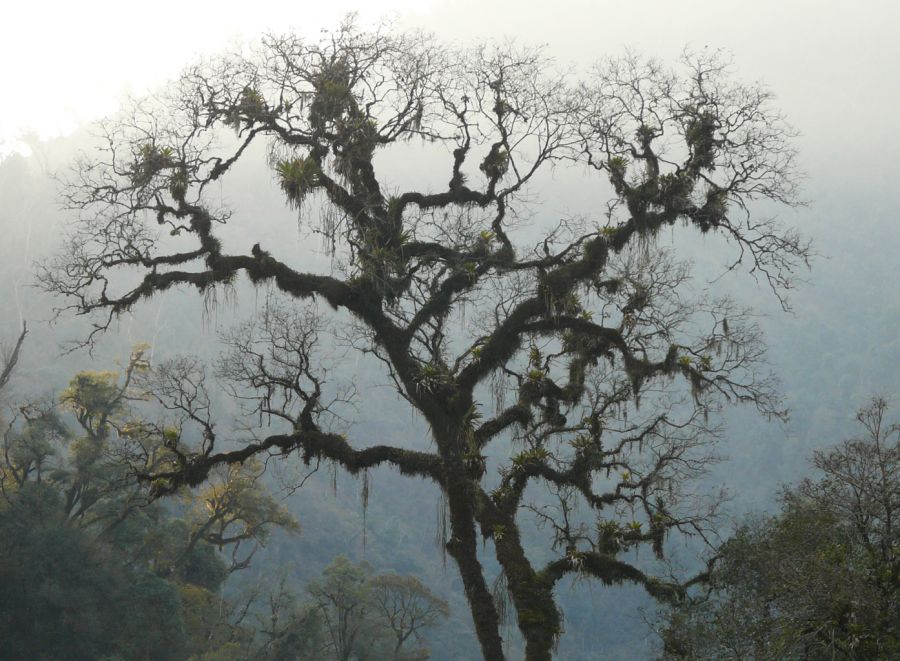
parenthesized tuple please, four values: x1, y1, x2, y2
(4, 0, 899, 169)
(3, 0, 898, 473)
(2, 2, 899, 658)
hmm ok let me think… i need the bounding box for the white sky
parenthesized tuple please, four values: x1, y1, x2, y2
(1, 0, 898, 179)
(0, 0, 434, 151)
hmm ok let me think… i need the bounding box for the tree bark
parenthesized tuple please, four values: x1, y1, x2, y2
(433, 418, 506, 661)
(489, 514, 559, 661)
(445, 483, 506, 660)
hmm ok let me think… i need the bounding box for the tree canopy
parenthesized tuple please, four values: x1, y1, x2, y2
(658, 398, 900, 660)
(0, 342, 298, 659)
(41, 19, 808, 660)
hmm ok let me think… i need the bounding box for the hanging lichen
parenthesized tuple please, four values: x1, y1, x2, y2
(491, 572, 514, 628)
(436, 492, 449, 567)
(360, 468, 371, 550)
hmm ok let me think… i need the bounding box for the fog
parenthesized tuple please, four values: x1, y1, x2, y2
(1, 3, 898, 659)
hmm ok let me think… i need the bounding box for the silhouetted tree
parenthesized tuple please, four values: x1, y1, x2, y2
(42, 19, 807, 659)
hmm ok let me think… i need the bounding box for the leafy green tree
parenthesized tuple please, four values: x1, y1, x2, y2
(309, 556, 390, 661)
(306, 556, 449, 661)
(42, 19, 807, 659)
(0, 482, 142, 660)
(0, 341, 298, 660)
(254, 577, 330, 661)
(369, 573, 450, 660)
(657, 398, 900, 660)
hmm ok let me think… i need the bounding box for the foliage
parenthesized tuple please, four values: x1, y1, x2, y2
(0, 344, 298, 660)
(369, 572, 451, 660)
(306, 556, 449, 661)
(657, 398, 900, 660)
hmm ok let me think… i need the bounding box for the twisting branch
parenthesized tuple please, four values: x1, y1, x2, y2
(0, 322, 26, 395)
(143, 429, 444, 497)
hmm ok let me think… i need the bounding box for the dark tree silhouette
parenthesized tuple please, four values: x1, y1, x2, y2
(42, 20, 807, 660)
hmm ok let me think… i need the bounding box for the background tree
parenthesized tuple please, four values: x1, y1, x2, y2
(657, 398, 900, 660)
(0, 342, 299, 660)
(306, 555, 450, 661)
(41, 19, 807, 659)
(309, 555, 386, 661)
(254, 576, 330, 661)
(369, 572, 451, 660)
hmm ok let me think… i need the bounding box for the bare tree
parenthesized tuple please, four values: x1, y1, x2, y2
(41, 19, 807, 660)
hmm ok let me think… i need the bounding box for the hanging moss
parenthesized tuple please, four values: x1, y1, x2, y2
(684, 110, 718, 171)
(480, 146, 509, 179)
(168, 168, 188, 200)
(308, 60, 353, 130)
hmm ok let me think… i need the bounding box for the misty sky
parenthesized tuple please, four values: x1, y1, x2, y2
(2, 0, 899, 577)
(2, 0, 899, 183)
